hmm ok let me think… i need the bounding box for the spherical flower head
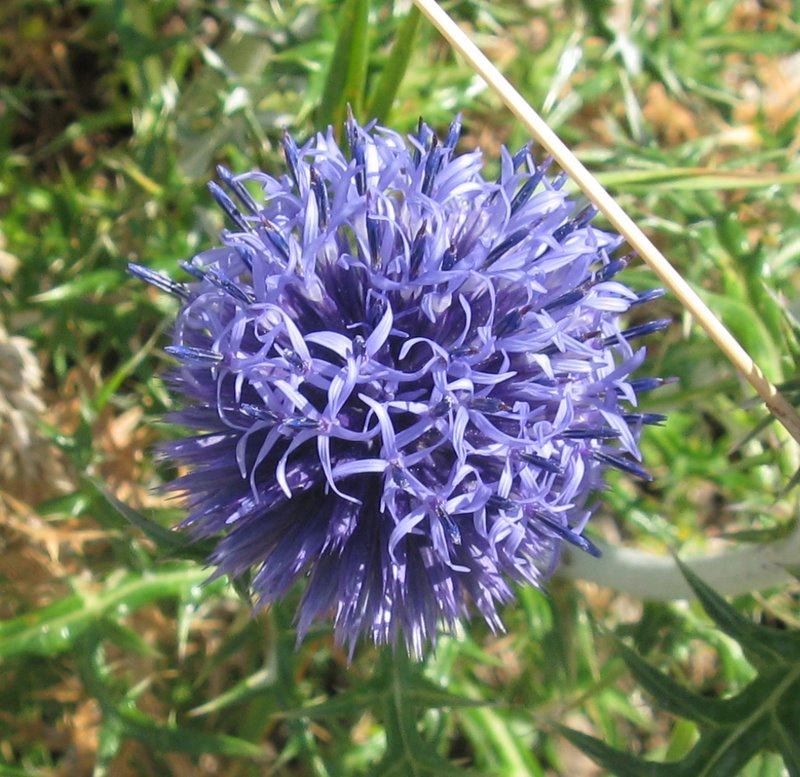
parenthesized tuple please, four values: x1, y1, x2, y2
(130, 115, 666, 658)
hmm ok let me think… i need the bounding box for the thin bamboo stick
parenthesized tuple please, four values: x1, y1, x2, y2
(411, 0, 800, 446)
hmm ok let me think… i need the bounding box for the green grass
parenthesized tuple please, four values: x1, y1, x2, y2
(1, 0, 799, 774)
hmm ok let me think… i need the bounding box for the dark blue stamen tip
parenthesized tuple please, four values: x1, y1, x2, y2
(511, 144, 531, 172)
(282, 416, 320, 430)
(164, 345, 223, 365)
(260, 219, 291, 262)
(409, 222, 428, 275)
(368, 297, 387, 331)
(485, 228, 528, 267)
(450, 344, 479, 358)
(631, 288, 667, 306)
(281, 348, 308, 373)
(216, 165, 259, 214)
(413, 118, 431, 165)
(552, 222, 573, 243)
(208, 181, 250, 232)
(444, 114, 462, 153)
(421, 136, 442, 197)
(310, 167, 329, 230)
(367, 213, 381, 266)
(534, 512, 602, 557)
(594, 257, 629, 283)
(235, 244, 255, 272)
(430, 396, 455, 417)
(626, 377, 676, 394)
(496, 309, 523, 337)
(469, 397, 510, 414)
(435, 504, 461, 546)
(539, 329, 596, 356)
(282, 130, 301, 191)
(593, 450, 653, 481)
(353, 335, 367, 359)
(520, 452, 563, 474)
(416, 118, 434, 150)
(510, 166, 546, 214)
(487, 495, 518, 513)
(206, 267, 255, 304)
(441, 244, 457, 271)
(562, 427, 621, 440)
(345, 106, 359, 153)
(553, 206, 596, 242)
(347, 121, 367, 196)
(239, 403, 279, 423)
(179, 260, 207, 281)
(577, 204, 598, 225)
(127, 263, 189, 299)
(622, 412, 668, 426)
(604, 318, 671, 346)
(543, 290, 583, 313)
(391, 464, 409, 488)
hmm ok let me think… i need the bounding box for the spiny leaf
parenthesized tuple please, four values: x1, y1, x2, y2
(558, 726, 666, 776)
(772, 715, 800, 775)
(371, 664, 469, 777)
(0, 565, 212, 658)
(677, 559, 800, 665)
(459, 705, 546, 777)
(31, 269, 121, 303)
(615, 639, 733, 726)
(287, 651, 477, 776)
(718, 522, 796, 544)
(188, 667, 275, 717)
(679, 721, 772, 777)
(405, 674, 492, 710)
(92, 480, 215, 562)
(279, 678, 385, 720)
(280, 660, 487, 723)
(75, 629, 267, 761)
(116, 707, 268, 759)
(565, 565, 800, 776)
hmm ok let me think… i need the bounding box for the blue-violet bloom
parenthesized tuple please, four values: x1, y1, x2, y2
(130, 115, 667, 657)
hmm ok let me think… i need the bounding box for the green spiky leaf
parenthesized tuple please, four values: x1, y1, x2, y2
(0, 565, 214, 658)
(92, 481, 216, 562)
(563, 565, 800, 776)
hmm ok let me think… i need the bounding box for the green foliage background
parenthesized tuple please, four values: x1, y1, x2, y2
(1, 0, 798, 774)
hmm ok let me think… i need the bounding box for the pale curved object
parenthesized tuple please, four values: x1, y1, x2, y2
(558, 524, 800, 599)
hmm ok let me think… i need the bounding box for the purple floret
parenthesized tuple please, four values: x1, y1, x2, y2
(131, 115, 664, 657)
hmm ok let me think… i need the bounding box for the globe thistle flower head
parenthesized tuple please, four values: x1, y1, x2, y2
(130, 114, 666, 658)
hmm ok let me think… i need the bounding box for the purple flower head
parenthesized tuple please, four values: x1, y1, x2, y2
(130, 115, 665, 657)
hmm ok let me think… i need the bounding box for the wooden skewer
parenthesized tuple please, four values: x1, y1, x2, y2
(412, 0, 800, 446)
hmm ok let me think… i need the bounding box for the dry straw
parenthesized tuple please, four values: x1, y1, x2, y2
(0, 324, 70, 503)
(411, 0, 800, 448)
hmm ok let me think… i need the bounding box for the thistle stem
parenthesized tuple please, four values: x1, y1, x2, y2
(411, 0, 800, 447)
(558, 524, 800, 599)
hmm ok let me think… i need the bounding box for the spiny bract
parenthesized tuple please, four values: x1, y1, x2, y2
(130, 115, 666, 657)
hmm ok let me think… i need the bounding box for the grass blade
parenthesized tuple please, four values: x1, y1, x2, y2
(368, 6, 422, 122)
(318, 0, 370, 131)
